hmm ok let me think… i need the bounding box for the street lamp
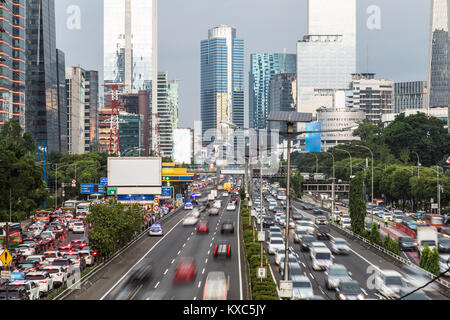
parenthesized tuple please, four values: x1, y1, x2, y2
(324, 152, 336, 215)
(334, 148, 353, 179)
(354, 144, 374, 223)
(428, 166, 443, 215)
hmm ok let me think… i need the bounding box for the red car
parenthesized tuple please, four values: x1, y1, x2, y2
(173, 258, 197, 283)
(70, 239, 87, 250)
(196, 220, 209, 234)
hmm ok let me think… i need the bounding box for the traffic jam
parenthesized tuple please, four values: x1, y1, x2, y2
(0, 202, 96, 300)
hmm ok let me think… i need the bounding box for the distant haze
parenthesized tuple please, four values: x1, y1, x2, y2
(55, 0, 430, 128)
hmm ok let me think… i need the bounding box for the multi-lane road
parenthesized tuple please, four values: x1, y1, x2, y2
(63, 183, 245, 300)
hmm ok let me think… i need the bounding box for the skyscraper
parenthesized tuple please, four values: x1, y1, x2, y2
(428, 0, 449, 109)
(249, 53, 296, 130)
(66, 67, 86, 154)
(297, 0, 356, 115)
(269, 73, 297, 135)
(0, 0, 26, 128)
(200, 25, 244, 145)
(56, 49, 68, 153)
(103, 0, 157, 152)
(85, 71, 99, 151)
(26, 0, 60, 153)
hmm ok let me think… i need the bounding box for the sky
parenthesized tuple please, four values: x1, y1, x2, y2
(55, 0, 431, 128)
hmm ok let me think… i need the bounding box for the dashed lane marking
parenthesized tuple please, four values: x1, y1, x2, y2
(154, 281, 160, 289)
(164, 269, 168, 275)
(171, 259, 175, 264)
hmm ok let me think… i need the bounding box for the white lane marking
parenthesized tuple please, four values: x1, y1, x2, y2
(210, 243, 213, 247)
(171, 259, 175, 264)
(198, 281, 202, 288)
(154, 281, 160, 289)
(191, 231, 194, 235)
(348, 247, 382, 272)
(193, 297, 197, 300)
(202, 268, 205, 274)
(100, 214, 185, 300)
(212, 237, 215, 241)
(182, 243, 186, 247)
(301, 262, 306, 267)
(187, 237, 190, 241)
(205, 258, 208, 263)
(348, 272, 353, 276)
(207, 250, 210, 255)
(374, 293, 385, 300)
(177, 250, 181, 255)
(309, 273, 315, 280)
(163, 269, 168, 275)
(361, 288, 368, 296)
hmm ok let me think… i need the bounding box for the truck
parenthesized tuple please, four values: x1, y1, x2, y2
(416, 226, 438, 253)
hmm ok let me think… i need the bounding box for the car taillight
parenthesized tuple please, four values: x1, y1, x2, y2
(228, 245, 231, 255)
(92, 252, 97, 256)
(213, 246, 218, 255)
(56, 273, 62, 276)
(40, 281, 47, 283)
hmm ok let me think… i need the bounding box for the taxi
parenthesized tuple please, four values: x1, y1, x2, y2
(149, 223, 163, 236)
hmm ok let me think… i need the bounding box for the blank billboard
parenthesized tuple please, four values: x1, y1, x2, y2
(173, 129, 192, 164)
(108, 157, 162, 186)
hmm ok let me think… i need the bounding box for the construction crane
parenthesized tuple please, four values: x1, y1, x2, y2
(103, 83, 125, 156)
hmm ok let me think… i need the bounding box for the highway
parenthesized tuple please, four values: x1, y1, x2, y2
(258, 190, 448, 300)
(63, 183, 245, 300)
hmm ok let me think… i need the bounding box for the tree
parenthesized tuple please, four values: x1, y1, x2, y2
(369, 223, 382, 246)
(349, 172, 366, 234)
(419, 245, 431, 270)
(352, 121, 382, 142)
(428, 248, 441, 276)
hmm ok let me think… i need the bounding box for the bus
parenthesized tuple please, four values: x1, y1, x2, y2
(277, 188, 287, 200)
(35, 211, 50, 222)
(423, 214, 445, 228)
(88, 193, 105, 202)
(0, 222, 22, 246)
(372, 198, 385, 207)
(63, 200, 79, 209)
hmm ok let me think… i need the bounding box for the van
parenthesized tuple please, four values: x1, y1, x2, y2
(310, 247, 333, 271)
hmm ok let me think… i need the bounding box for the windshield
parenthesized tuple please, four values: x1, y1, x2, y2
(315, 252, 331, 260)
(385, 276, 403, 286)
(335, 240, 348, 245)
(293, 281, 311, 288)
(421, 240, 436, 246)
(25, 274, 45, 280)
(45, 268, 60, 274)
(329, 267, 348, 276)
(271, 239, 283, 244)
(401, 237, 414, 243)
(341, 282, 361, 294)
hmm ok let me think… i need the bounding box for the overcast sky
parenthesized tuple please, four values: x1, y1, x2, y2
(55, 0, 430, 128)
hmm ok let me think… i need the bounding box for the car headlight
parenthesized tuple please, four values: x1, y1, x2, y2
(357, 294, 364, 300)
(339, 293, 347, 300)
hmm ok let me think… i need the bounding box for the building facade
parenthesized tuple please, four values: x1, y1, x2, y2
(168, 80, 179, 135)
(428, 0, 450, 109)
(119, 110, 143, 156)
(26, 0, 61, 153)
(85, 71, 99, 151)
(316, 106, 364, 151)
(297, 0, 356, 116)
(249, 53, 296, 130)
(350, 73, 393, 123)
(269, 73, 297, 135)
(56, 49, 68, 153)
(0, 0, 26, 128)
(65, 67, 86, 154)
(394, 81, 428, 113)
(200, 25, 244, 145)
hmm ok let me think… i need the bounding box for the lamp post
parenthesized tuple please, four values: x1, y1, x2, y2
(325, 152, 336, 215)
(429, 166, 442, 215)
(355, 145, 374, 223)
(334, 148, 352, 179)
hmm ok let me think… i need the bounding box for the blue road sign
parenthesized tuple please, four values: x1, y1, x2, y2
(161, 187, 172, 198)
(305, 122, 322, 153)
(100, 177, 108, 185)
(80, 184, 105, 194)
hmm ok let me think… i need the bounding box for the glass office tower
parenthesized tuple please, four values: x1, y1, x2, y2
(297, 0, 356, 115)
(428, 0, 450, 108)
(249, 53, 296, 130)
(200, 25, 244, 146)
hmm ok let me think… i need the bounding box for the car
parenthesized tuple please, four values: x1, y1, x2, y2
(41, 265, 68, 288)
(300, 235, 315, 251)
(398, 236, 418, 252)
(292, 211, 303, 221)
(213, 241, 231, 259)
(149, 223, 163, 236)
(70, 239, 88, 250)
(438, 238, 450, 253)
(280, 259, 302, 278)
(288, 218, 296, 229)
(8, 280, 40, 300)
(325, 264, 352, 290)
(220, 221, 235, 234)
(294, 229, 308, 243)
(315, 216, 327, 225)
(14, 261, 40, 274)
(72, 222, 85, 234)
(173, 258, 197, 283)
(375, 270, 405, 299)
(310, 247, 333, 271)
(25, 255, 48, 267)
(57, 245, 73, 254)
(365, 221, 380, 234)
(267, 237, 285, 254)
(316, 225, 331, 240)
(292, 275, 314, 300)
(213, 200, 222, 209)
(203, 271, 228, 300)
(295, 221, 314, 234)
(79, 249, 96, 266)
(274, 249, 296, 266)
(222, 192, 229, 198)
(398, 288, 431, 300)
(226, 203, 236, 211)
(50, 258, 75, 276)
(312, 206, 322, 215)
(0, 286, 30, 300)
(62, 252, 87, 272)
(269, 226, 282, 234)
(24, 271, 54, 297)
(17, 243, 36, 257)
(184, 202, 193, 210)
(262, 216, 275, 228)
(208, 207, 220, 216)
(182, 214, 198, 226)
(196, 220, 209, 234)
(393, 214, 404, 224)
(439, 226, 450, 238)
(341, 217, 351, 229)
(439, 254, 450, 275)
(268, 231, 283, 242)
(330, 238, 350, 255)
(336, 280, 365, 300)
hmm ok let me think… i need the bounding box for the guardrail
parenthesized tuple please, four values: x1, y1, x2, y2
(53, 206, 185, 300)
(330, 222, 450, 290)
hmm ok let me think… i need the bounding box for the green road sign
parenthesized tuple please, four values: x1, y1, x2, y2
(107, 187, 117, 196)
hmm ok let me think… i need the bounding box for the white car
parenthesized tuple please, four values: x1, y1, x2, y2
(295, 221, 315, 234)
(17, 243, 36, 257)
(182, 214, 199, 226)
(25, 255, 48, 267)
(375, 270, 405, 298)
(191, 208, 201, 218)
(148, 224, 163, 236)
(8, 280, 40, 300)
(40, 231, 55, 242)
(79, 250, 95, 267)
(311, 247, 333, 271)
(267, 237, 285, 255)
(68, 219, 81, 231)
(184, 202, 193, 210)
(330, 238, 350, 255)
(275, 249, 296, 266)
(439, 254, 450, 275)
(292, 275, 314, 300)
(226, 203, 236, 211)
(41, 265, 67, 287)
(222, 192, 229, 198)
(341, 218, 351, 229)
(213, 200, 222, 209)
(43, 251, 63, 264)
(72, 222, 85, 234)
(24, 271, 54, 296)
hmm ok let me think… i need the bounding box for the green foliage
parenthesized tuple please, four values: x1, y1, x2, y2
(428, 248, 441, 276)
(352, 120, 382, 142)
(349, 172, 366, 234)
(369, 223, 382, 246)
(383, 234, 401, 256)
(419, 245, 431, 269)
(85, 202, 144, 258)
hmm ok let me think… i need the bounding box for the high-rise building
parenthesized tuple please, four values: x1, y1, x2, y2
(297, 0, 356, 116)
(168, 80, 179, 134)
(428, 0, 449, 109)
(65, 67, 86, 154)
(85, 71, 99, 151)
(350, 73, 393, 123)
(269, 73, 297, 135)
(119, 110, 143, 156)
(26, 0, 60, 153)
(200, 25, 244, 145)
(103, 0, 157, 152)
(394, 81, 428, 113)
(56, 49, 68, 153)
(249, 53, 296, 130)
(0, 0, 26, 128)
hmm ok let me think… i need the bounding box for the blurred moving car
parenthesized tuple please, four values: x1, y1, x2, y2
(182, 214, 198, 226)
(330, 238, 350, 255)
(220, 221, 235, 234)
(226, 203, 236, 211)
(399, 288, 431, 300)
(196, 220, 209, 234)
(292, 275, 314, 300)
(149, 223, 163, 236)
(336, 280, 365, 300)
(213, 241, 231, 259)
(208, 207, 219, 216)
(184, 202, 193, 210)
(325, 264, 352, 290)
(203, 271, 228, 300)
(375, 270, 404, 299)
(398, 236, 418, 252)
(173, 258, 197, 283)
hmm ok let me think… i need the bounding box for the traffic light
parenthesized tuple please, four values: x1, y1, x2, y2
(93, 184, 99, 193)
